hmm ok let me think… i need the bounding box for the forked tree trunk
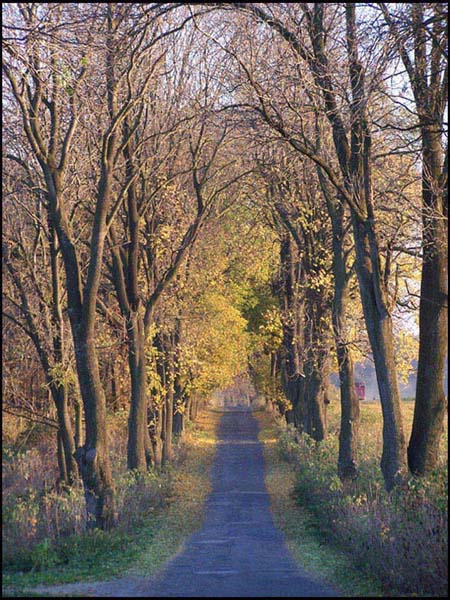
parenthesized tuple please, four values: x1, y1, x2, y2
(344, 5, 406, 490)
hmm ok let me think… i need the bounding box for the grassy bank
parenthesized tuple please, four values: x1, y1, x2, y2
(255, 401, 448, 597)
(2, 409, 220, 597)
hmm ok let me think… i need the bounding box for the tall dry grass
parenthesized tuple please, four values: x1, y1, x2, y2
(3, 411, 180, 572)
(276, 400, 448, 596)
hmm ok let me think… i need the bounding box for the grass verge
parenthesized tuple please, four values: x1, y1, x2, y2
(256, 407, 385, 598)
(2, 409, 220, 598)
(255, 404, 448, 598)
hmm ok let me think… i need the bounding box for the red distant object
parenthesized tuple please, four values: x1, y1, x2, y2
(355, 382, 365, 400)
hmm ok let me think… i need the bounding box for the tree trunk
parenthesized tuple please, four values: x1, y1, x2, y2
(191, 396, 199, 421)
(345, 4, 406, 491)
(143, 425, 155, 469)
(303, 318, 328, 442)
(173, 369, 185, 437)
(56, 430, 68, 488)
(185, 395, 192, 422)
(74, 395, 83, 449)
(279, 232, 305, 427)
(326, 190, 359, 480)
(162, 348, 174, 466)
(74, 336, 115, 530)
(409, 125, 448, 475)
(172, 321, 185, 438)
(336, 339, 359, 481)
(172, 410, 184, 437)
(148, 396, 164, 472)
(352, 216, 407, 490)
(127, 312, 147, 472)
(110, 360, 118, 411)
(53, 385, 78, 485)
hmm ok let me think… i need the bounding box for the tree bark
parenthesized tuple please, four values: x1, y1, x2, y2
(380, 1, 448, 477)
(74, 395, 83, 449)
(56, 430, 68, 489)
(303, 303, 329, 442)
(126, 312, 148, 472)
(352, 216, 406, 490)
(74, 335, 115, 529)
(54, 385, 78, 485)
(408, 124, 448, 474)
(319, 175, 360, 480)
(279, 232, 305, 427)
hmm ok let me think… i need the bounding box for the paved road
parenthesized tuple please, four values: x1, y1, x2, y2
(132, 407, 338, 597)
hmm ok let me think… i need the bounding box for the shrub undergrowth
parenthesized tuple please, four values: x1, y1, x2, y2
(2, 409, 216, 583)
(277, 417, 448, 597)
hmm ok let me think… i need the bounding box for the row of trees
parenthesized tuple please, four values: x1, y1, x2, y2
(3, 3, 251, 528)
(3, 2, 447, 528)
(204, 1, 447, 491)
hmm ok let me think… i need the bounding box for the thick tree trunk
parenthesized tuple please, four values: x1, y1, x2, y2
(303, 321, 328, 442)
(336, 339, 359, 481)
(127, 312, 147, 472)
(172, 410, 184, 437)
(291, 377, 306, 431)
(74, 336, 115, 530)
(352, 216, 407, 490)
(409, 126, 448, 475)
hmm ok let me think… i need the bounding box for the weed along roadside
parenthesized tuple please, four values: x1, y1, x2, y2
(2, 410, 220, 598)
(255, 403, 448, 598)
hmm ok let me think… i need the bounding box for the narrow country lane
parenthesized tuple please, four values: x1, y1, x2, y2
(31, 408, 338, 597)
(130, 407, 338, 597)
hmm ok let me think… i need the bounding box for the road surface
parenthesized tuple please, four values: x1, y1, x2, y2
(31, 408, 338, 597)
(132, 407, 337, 597)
